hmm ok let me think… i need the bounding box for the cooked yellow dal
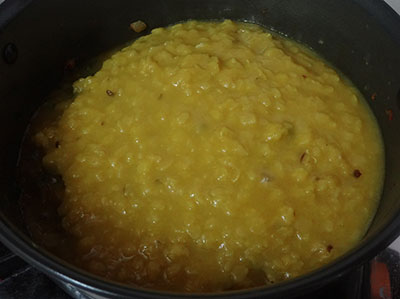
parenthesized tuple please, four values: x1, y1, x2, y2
(34, 20, 384, 292)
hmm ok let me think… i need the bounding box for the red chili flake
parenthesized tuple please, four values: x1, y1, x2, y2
(64, 58, 76, 71)
(353, 169, 362, 178)
(302, 74, 307, 79)
(106, 90, 114, 96)
(300, 152, 306, 162)
(385, 109, 393, 121)
(327, 245, 333, 253)
(371, 92, 377, 101)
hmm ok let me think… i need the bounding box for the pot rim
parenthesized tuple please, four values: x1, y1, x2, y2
(0, 214, 399, 298)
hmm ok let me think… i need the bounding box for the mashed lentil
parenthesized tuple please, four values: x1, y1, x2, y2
(29, 20, 383, 292)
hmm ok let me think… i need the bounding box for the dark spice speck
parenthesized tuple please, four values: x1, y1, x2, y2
(353, 169, 362, 178)
(64, 58, 76, 71)
(385, 109, 393, 121)
(130, 20, 147, 33)
(106, 90, 114, 96)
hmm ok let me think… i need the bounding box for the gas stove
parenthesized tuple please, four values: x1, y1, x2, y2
(0, 240, 399, 299)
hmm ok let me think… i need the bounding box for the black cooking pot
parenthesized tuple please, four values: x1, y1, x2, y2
(0, 0, 400, 298)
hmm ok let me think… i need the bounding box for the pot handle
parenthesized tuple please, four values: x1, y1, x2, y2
(368, 248, 400, 299)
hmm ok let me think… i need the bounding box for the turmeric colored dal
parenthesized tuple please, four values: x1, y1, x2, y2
(25, 20, 384, 292)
